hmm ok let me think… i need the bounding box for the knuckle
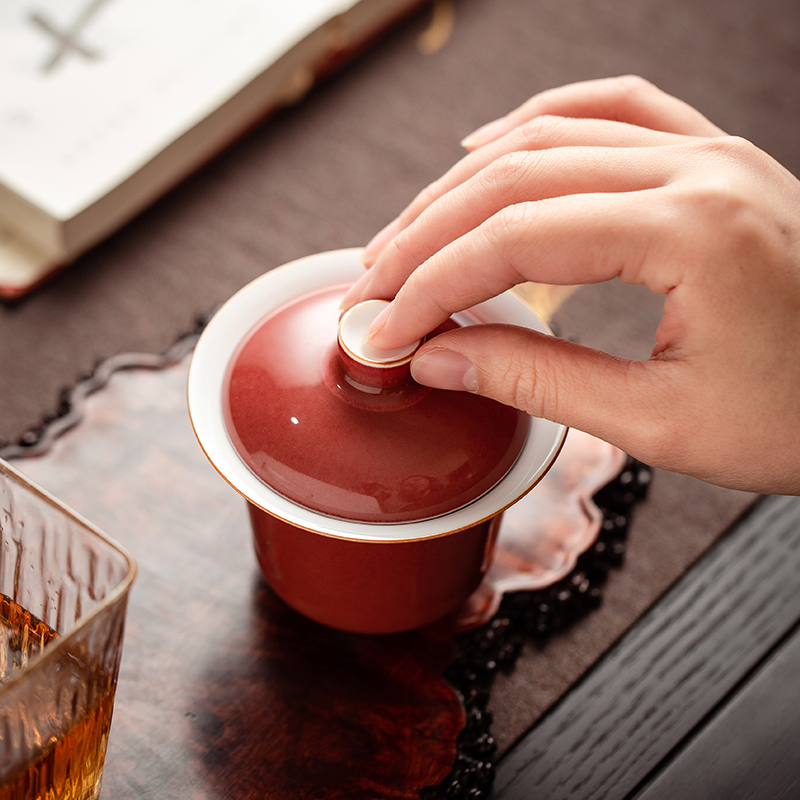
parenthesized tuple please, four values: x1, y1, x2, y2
(505, 352, 539, 413)
(678, 172, 742, 216)
(613, 74, 659, 100)
(386, 223, 413, 263)
(602, 74, 662, 113)
(670, 140, 758, 215)
(490, 334, 560, 419)
(671, 164, 765, 248)
(516, 114, 571, 147)
(479, 151, 537, 194)
(413, 178, 447, 214)
(402, 174, 453, 227)
(485, 202, 534, 242)
(480, 203, 534, 262)
(692, 134, 760, 168)
(679, 137, 790, 257)
(483, 352, 539, 416)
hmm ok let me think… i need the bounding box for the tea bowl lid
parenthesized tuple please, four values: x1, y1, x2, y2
(221, 287, 529, 524)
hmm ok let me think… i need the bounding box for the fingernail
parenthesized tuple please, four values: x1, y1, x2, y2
(460, 116, 508, 150)
(362, 217, 400, 266)
(411, 348, 478, 392)
(339, 269, 373, 311)
(363, 302, 392, 344)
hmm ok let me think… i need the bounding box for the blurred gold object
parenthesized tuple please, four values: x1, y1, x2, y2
(512, 282, 580, 325)
(417, 0, 455, 54)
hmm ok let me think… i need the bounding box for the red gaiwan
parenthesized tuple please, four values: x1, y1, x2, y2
(188, 249, 567, 633)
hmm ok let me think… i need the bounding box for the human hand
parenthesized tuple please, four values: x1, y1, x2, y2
(340, 76, 800, 494)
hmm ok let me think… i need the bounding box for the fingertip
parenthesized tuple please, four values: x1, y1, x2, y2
(411, 346, 479, 392)
(361, 301, 393, 345)
(460, 116, 510, 150)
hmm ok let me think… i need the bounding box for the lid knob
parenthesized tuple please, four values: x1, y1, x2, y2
(338, 300, 422, 389)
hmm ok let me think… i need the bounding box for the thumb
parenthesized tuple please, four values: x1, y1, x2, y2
(410, 324, 666, 461)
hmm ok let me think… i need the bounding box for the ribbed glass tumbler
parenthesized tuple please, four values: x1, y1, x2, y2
(0, 458, 136, 800)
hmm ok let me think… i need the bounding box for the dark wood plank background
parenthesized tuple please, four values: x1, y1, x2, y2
(494, 494, 800, 800)
(636, 617, 800, 800)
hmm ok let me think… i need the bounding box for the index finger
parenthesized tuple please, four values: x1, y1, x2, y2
(398, 116, 690, 238)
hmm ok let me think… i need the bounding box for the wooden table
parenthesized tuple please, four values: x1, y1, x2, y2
(0, 307, 641, 799)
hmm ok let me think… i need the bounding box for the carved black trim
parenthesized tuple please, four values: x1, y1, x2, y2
(0, 312, 213, 460)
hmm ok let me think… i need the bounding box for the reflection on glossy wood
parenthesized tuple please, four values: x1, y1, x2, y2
(8, 346, 623, 799)
(190, 584, 462, 799)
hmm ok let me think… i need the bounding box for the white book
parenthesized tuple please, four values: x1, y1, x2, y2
(0, 0, 422, 297)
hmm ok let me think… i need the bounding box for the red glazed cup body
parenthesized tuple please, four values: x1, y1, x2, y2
(250, 505, 500, 633)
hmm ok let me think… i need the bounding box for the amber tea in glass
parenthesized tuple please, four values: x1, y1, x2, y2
(0, 458, 136, 800)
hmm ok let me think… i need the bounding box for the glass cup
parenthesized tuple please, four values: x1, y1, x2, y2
(0, 457, 136, 800)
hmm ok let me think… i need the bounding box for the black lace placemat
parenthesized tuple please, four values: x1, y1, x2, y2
(421, 460, 651, 799)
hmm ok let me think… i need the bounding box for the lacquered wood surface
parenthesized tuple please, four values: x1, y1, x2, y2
(9, 349, 458, 799)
